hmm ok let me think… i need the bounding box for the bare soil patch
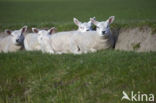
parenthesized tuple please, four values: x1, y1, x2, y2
(115, 27, 156, 52)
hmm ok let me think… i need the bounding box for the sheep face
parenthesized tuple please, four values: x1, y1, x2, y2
(5, 26, 27, 45)
(38, 30, 50, 44)
(32, 27, 56, 45)
(90, 16, 115, 36)
(78, 22, 91, 32)
(73, 17, 96, 32)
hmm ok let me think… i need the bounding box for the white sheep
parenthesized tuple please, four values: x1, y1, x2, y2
(31, 27, 56, 54)
(24, 29, 41, 51)
(71, 31, 114, 54)
(49, 31, 82, 54)
(74, 16, 115, 53)
(0, 26, 27, 53)
(73, 17, 96, 32)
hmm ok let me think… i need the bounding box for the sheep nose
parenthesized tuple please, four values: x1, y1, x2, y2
(102, 31, 105, 34)
(16, 39, 19, 42)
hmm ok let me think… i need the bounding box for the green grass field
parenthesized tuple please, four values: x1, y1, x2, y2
(0, 0, 156, 103)
(0, 0, 156, 31)
(0, 51, 156, 103)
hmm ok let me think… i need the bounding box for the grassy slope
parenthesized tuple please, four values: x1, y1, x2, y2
(0, 50, 156, 103)
(0, 0, 156, 31)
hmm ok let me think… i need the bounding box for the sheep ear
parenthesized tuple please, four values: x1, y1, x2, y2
(90, 18, 98, 25)
(73, 17, 81, 26)
(107, 16, 115, 24)
(32, 28, 39, 33)
(5, 29, 12, 35)
(89, 17, 96, 24)
(48, 27, 56, 35)
(92, 17, 96, 20)
(21, 25, 28, 33)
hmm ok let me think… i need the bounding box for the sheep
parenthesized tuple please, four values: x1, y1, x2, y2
(0, 26, 27, 53)
(49, 31, 83, 54)
(74, 16, 115, 53)
(71, 31, 114, 54)
(31, 27, 57, 54)
(24, 28, 41, 51)
(73, 17, 96, 32)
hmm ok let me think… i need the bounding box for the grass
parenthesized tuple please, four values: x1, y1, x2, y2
(132, 43, 140, 50)
(0, 50, 155, 103)
(0, 0, 156, 31)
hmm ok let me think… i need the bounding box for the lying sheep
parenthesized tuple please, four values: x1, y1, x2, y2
(24, 28, 41, 51)
(75, 16, 115, 53)
(0, 26, 27, 53)
(31, 27, 57, 53)
(49, 31, 82, 54)
(73, 17, 96, 32)
(72, 31, 114, 54)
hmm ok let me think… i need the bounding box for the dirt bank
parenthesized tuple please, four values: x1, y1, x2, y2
(115, 27, 156, 52)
